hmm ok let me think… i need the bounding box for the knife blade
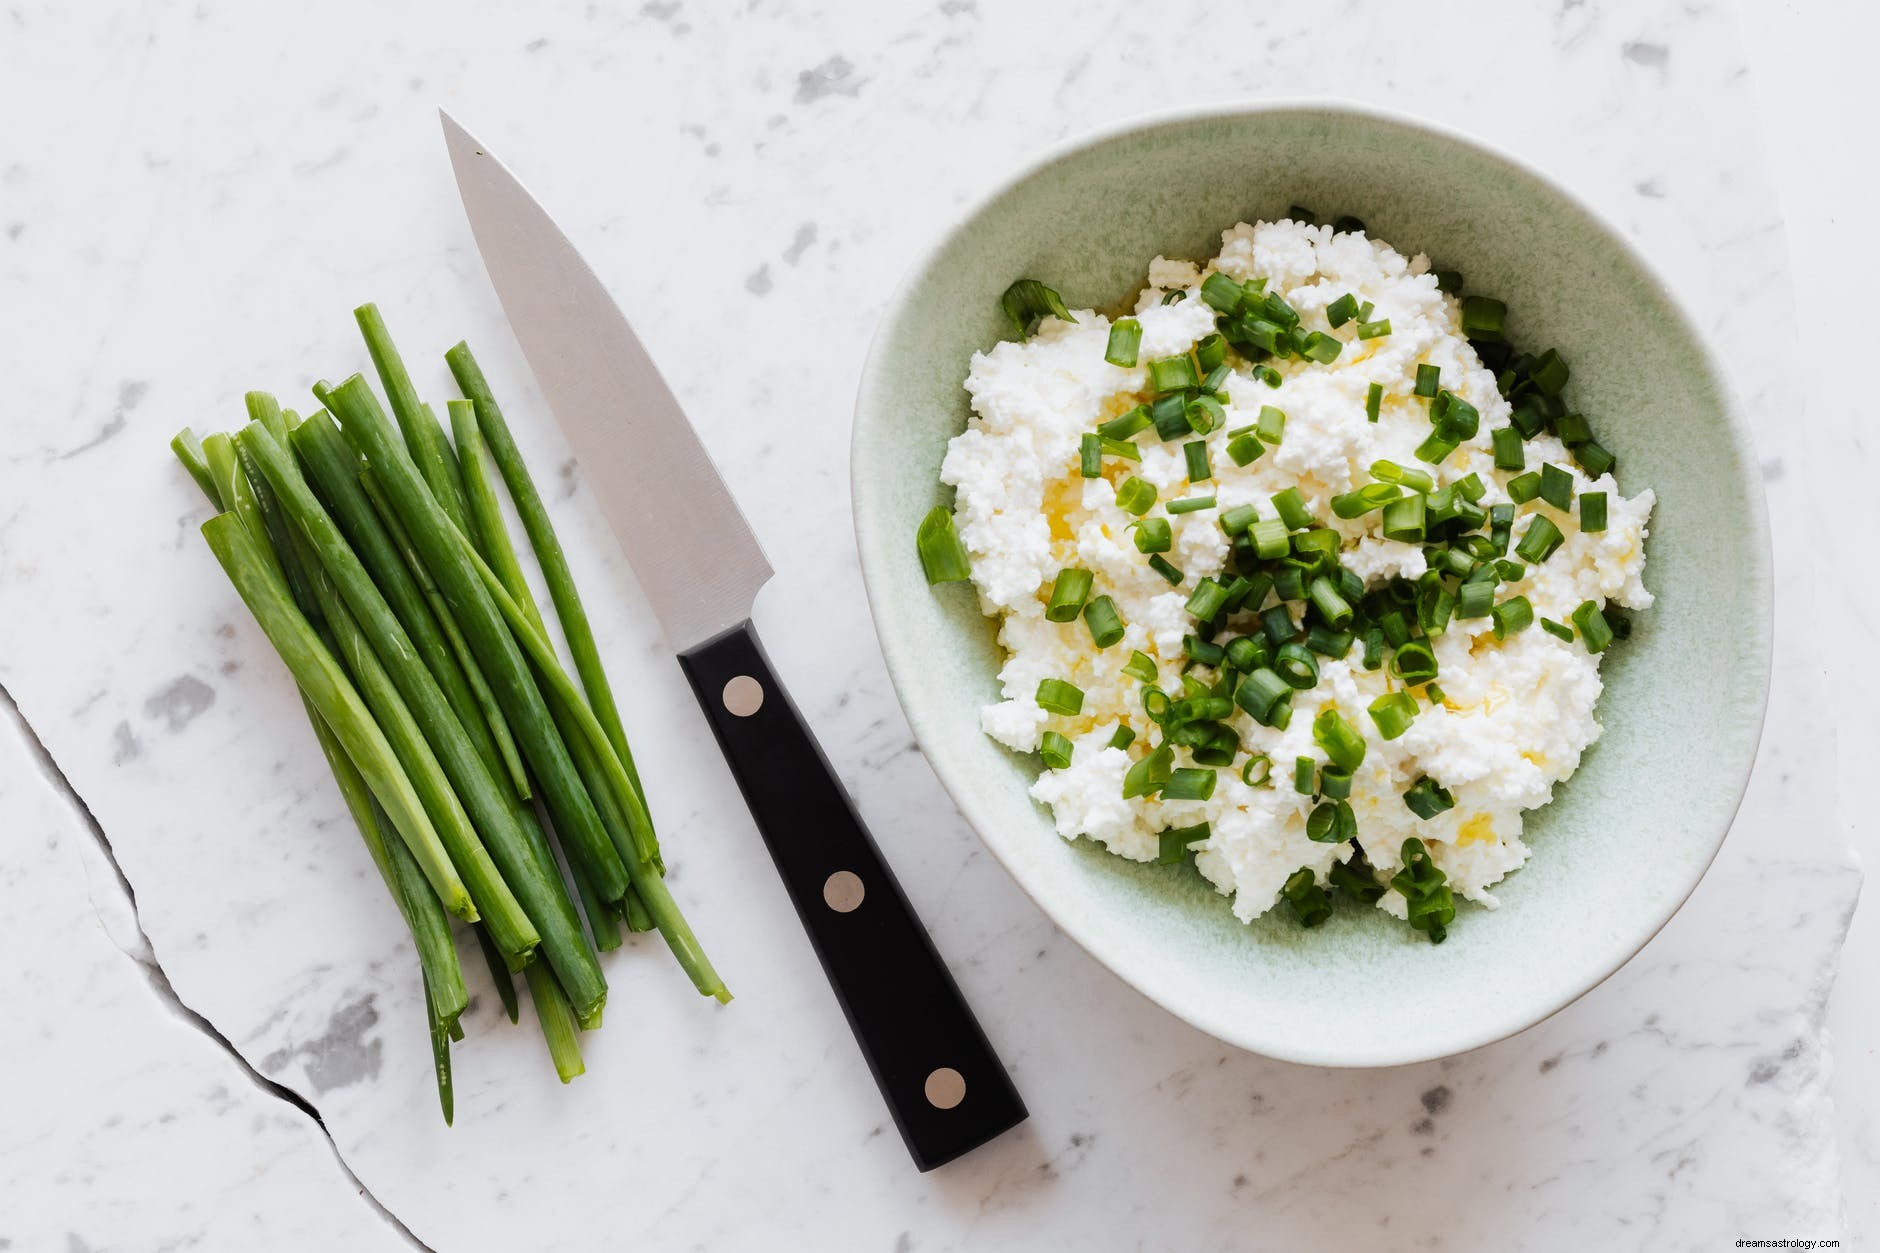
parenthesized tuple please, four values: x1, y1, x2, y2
(442, 110, 1026, 1171)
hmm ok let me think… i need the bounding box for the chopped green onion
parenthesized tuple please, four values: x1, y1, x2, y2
(1035, 678, 1084, 715)
(1380, 493, 1427, 543)
(1414, 363, 1441, 398)
(1528, 348, 1569, 395)
(1098, 405, 1153, 440)
(1000, 278, 1075, 337)
(1224, 635, 1266, 671)
(1045, 568, 1094, 621)
(1079, 433, 1102, 478)
(1271, 486, 1311, 530)
(1515, 515, 1565, 564)
(1116, 476, 1157, 516)
(1509, 399, 1548, 439)
(1365, 381, 1384, 423)
(1403, 776, 1456, 820)
(1274, 641, 1319, 689)
(1572, 600, 1614, 653)
(1332, 482, 1402, 519)
(1491, 595, 1533, 639)
(1149, 353, 1201, 393)
(916, 507, 972, 584)
(1151, 393, 1191, 440)
(1132, 517, 1174, 555)
(1368, 690, 1418, 740)
(1434, 270, 1464, 294)
(1122, 742, 1175, 799)
(1391, 837, 1455, 942)
(1219, 504, 1260, 535)
(1185, 577, 1230, 620)
(1185, 394, 1226, 434)
(1455, 580, 1494, 619)
(1580, 491, 1608, 532)
(1157, 821, 1210, 865)
(1460, 295, 1506, 341)
(1554, 412, 1593, 446)
(1414, 432, 1459, 465)
(1540, 617, 1574, 642)
(1372, 461, 1434, 493)
(1256, 405, 1287, 444)
(1308, 576, 1355, 629)
(1180, 637, 1226, 670)
(1123, 650, 1159, 682)
(1250, 517, 1291, 559)
(1084, 595, 1126, 648)
(1251, 363, 1282, 388)
(1201, 363, 1232, 394)
(1576, 440, 1615, 478)
(1235, 668, 1292, 727)
(1163, 767, 1218, 802)
(1491, 427, 1525, 471)
(1108, 724, 1137, 749)
(1201, 272, 1247, 313)
(1306, 799, 1358, 845)
(1318, 766, 1354, 800)
(1425, 683, 1446, 705)
(1040, 731, 1073, 769)
(1226, 431, 1265, 466)
(1356, 318, 1392, 340)
(1327, 293, 1360, 327)
(1240, 753, 1274, 787)
(1194, 332, 1227, 373)
(1435, 393, 1480, 441)
(1100, 436, 1140, 462)
(1184, 441, 1212, 483)
(1167, 495, 1216, 515)
(1105, 318, 1143, 367)
(1312, 707, 1367, 772)
(1281, 868, 1333, 927)
(1300, 331, 1343, 364)
(1539, 462, 1574, 511)
(1391, 640, 1439, 685)
(1162, 289, 1188, 305)
(1507, 471, 1542, 504)
(1146, 554, 1184, 585)
(1293, 755, 1317, 795)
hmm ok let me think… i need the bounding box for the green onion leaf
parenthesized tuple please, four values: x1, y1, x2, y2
(1185, 394, 1226, 435)
(1507, 471, 1543, 504)
(1271, 486, 1312, 530)
(1148, 353, 1202, 393)
(1327, 293, 1360, 328)
(1000, 278, 1076, 338)
(1514, 514, 1565, 564)
(1300, 331, 1343, 364)
(1123, 650, 1159, 683)
(1491, 595, 1533, 640)
(1035, 678, 1084, 715)
(1402, 777, 1456, 820)
(1045, 568, 1094, 621)
(1380, 493, 1427, 543)
(1079, 432, 1102, 478)
(1184, 440, 1212, 483)
(1540, 616, 1575, 642)
(1274, 641, 1319, 689)
(1123, 742, 1175, 799)
(1040, 731, 1074, 769)
(1576, 440, 1616, 478)
(1312, 707, 1367, 772)
(1132, 516, 1173, 554)
(1356, 318, 1392, 341)
(1460, 295, 1506, 341)
(1201, 272, 1246, 313)
(1492, 427, 1525, 471)
(1157, 821, 1210, 865)
(1539, 462, 1574, 511)
(1572, 600, 1614, 653)
(916, 507, 971, 584)
(1281, 868, 1334, 927)
(1391, 640, 1440, 686)
(1365, 381, 1384, 423)
(1163, 767, 1218, 802)
(1147, 554, 1185, 585)
(1332, 482, 1402, 519)
(1098, 405, 1153, 441)
(1105, 318, 1143, 367)
(1084, 595, 1126, 648)
(1368, 690, 1418, 740)
(1108, 724, 1137, 749)
(1580, 491, 1608, 532)
(1167, 495, 1217, 515)
(1116, 476, 1157, 516)
(1414, 363, 1441, 398)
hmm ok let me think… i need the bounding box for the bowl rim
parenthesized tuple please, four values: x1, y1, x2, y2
(851, 97, 1773, 1067)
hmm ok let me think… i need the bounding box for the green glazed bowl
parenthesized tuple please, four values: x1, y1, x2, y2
(852, 102, 1770, 1067)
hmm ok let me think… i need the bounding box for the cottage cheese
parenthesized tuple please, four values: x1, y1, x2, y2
(940, 219, 1654, 929)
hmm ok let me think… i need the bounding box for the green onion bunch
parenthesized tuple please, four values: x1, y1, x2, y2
(171, 305, 728, 1122)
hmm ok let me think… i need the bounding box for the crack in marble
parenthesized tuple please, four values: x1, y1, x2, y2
(0, 682, 436, 1253)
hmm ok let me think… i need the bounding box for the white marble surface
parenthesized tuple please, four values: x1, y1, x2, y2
(0, 0, 1863, 1248)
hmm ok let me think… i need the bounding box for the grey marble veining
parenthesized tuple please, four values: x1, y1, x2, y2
(0, 0, 1860, 1247)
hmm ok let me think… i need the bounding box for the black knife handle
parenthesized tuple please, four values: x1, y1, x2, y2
(678, 620, 1026, 1170)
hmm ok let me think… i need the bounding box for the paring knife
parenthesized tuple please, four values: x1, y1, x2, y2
(441, 111, 1026, 1171)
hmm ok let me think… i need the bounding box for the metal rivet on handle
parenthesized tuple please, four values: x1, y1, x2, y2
(722, 674, 764, 717)
(924, 1067, 966, 1110)
(822, 870, 865, 913)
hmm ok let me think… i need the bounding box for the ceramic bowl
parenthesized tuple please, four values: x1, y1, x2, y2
(851, 101, 1770, 1066)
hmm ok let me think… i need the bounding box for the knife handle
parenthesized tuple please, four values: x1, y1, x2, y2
(677, 620, 1026, 1170)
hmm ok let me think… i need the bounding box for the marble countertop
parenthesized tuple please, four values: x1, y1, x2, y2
(0, 0, 1867, 1248)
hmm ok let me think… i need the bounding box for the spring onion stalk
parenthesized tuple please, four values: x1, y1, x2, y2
(524, 962, 586, 1083)
(451, 527, 729, 1001)
(171, 429, 220, 503)
(293, 412, 531, 804)
(355, 304, 474, 529)
(201, 513, 476, 921)
(472, 922, 521, 1024)
(240, 422, 547, 966)
(321, 375, 631, 896)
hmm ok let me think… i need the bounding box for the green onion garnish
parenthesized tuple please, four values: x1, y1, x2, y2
(1308, 576, 1355, 628)
(1000, 278, 1075, 338)
(1185, 577, 1230, 620)
(1281, 868, 1333, 927)
(1356, 318, 1392, 341)
(1185, 394, 1225, 435)
(1539, 617, 1575, 642)
(1402, 776, 1456, 820)
(1249, 517, 1290, 559)
(1514, 515, 1565, 564)
(1491, 595, 1533, 640)
(1435, 270, 1464, 294)
(1163, 767, 1218, 802)
(1365, 381, 1384, 423)
(1391, 640, 1439, 686)
(1122, 742, 1174, 799)
(1194, 332, 1227, 374)
(1184, 441, 1212, 483)
(1147, 555, 1184, 585)
(1274, 641, 1319, 689)
(1219, 504, 1260, 535)
(1414, 363, 1441, 398)
(1116, 476, 1157, 516)
(1105, 318, 1143, 367)
(1331, 482, 1402, 519)
(1256, 405, 1287, 444)
(1167, 495, 1216, 515)
(1123, 650, 1159, 683)
(1572, 600, 1614, 653)
(1455, 580, 1494, 620)
(1318, 766, 1354, 800)
(1368, 690, 1418, 740)
(1271, 486, 1311, 530)
(1414, 432, 1459, 465)
(1098, 405, 1153, 441)
(1554, 412, 1592, 446)
(1391, 837, 1455, 942)
(1529, 348, 1569, 395)
(1234, 668, 1293, 727)
(1226, 431, 1264, 466)
(916, 506, 971, 584)
(1306, 799, 1358, 845)
(1492, 427, 1525, 471)
(1101, 436, 1142, 462)
(1035, 678, 1084, 715)
(1327, 293, 1360, 328)
(1156, 822, 1210, 865)
(1507, 471, 1542, 504)
(1079, 433, 1102, 478)
(1148, 353, 1201, 393)
(1539, 462, 1574, 511)
(1040, 731, 1073, 769)
(1380, 493, 1426, 543)
(1300, 331, 1342, 364)
(1580, 491, 1608, 532)
(1151, 393, 1191, 441)
(1201, 272, 1247, 313)
(1312, 708, 1367, 772)
(1576, 440, 1615, 478)
(1241, 754, 1273, 787)
(1372, 460, 1434, 493)
(1293, 756, 1317, 795)
(1044, 568, 1094, 621)
(1084, 595, 1125, 648)
(1251, 363, 1282, 388)
(1459, 295, 1506, 341)
(1201, 363, 1232, 395)
(1132, 516, 1173, 553)
(1179, 637, 1227, 671)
